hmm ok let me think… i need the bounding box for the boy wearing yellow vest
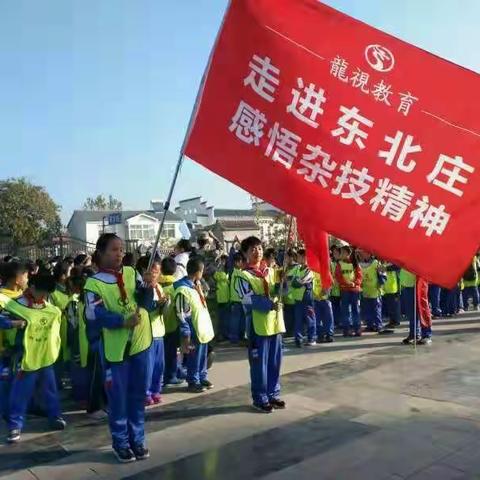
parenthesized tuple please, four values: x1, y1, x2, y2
(313, 271, 334, 343)
(462, 256, 479, 311)
(85, 234, 154, 463)
(359, 252, 387, 333)
(230, 252, 247, 344)
(0, 273, 65, 443)
(238, 236, 286, 413)
(290, 248, 317, 347)
(0, 261, 29, 420)
(329, 246, 342, 329)
(213, 255, 230, 341)
(382, 263, 402, 328)
(174, 257, 215, 393)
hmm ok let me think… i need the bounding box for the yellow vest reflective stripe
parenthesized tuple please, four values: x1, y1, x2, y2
(400, 270, 416, 288)
(174, 286, 214, 344)
(241, 271, 285, 336)
(4, 298, 61, 372)
(150, 285, 166, 338)
(84, 266, 152, 362)
(229, 269, 243, 303)
(362, 261, 380, 298)
(77, 301, 89, 368)
(214, 271, 230, 304)
(313, 272, 329, 301)
(339, 261, 355, 283)
(384, 270, 399, 295)
(50, 288, 72, 362)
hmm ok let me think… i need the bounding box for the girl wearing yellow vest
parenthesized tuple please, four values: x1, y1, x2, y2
(0, 274, 65, 443)
(143, 258, 169, 406)
(238, 236, 286, 414)
(0, 261, 29, 420)
(84, 234, 154, 463)
(174, 257, 215, 393)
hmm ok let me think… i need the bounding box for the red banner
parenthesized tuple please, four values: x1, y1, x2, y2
(185, 0, 480, 287)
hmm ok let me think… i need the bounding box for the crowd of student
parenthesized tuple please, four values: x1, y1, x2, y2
(0, 233, 478, 463)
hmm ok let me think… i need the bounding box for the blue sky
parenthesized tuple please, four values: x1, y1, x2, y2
(0, 0, 478, 223)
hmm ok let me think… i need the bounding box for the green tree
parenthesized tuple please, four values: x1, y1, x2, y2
(83, 194, 122, 211)
(0, 178, 62, 247)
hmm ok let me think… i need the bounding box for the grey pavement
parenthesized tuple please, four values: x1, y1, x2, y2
(2, 313, 480, 479)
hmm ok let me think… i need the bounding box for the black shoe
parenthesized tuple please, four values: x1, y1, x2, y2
(201, 379, 214, 390)
(252, 403, 273, 414)
(187, 383, 206, 393)
(7, 429, 20, 443)
(325, 335, 334, 343)
(318, 336, 326, 344)
(49, 417, 67, 430)
(113, 447, 136, 463)
(131, 444, 150, 460)
(270, 398, 286, 410)
(378, 328, 394, 335)
(402, 336, 421, 345)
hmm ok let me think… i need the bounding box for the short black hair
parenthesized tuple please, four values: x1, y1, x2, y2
(186, 257, 204, 276)
(197, 237, 209, 249)
(240, 236, 262, 254)
(122, 252, 135, 267)
(53, 261, 71, 282)
(161, 257, 177, 276)
(297, 248, 306, 257)
(286, 248, 298, 260)
(264, 247, 276, 260)
(96, 233, 121, 254)
(176, 239, 192, 253)
(74, 254, 89, 266)
(30, 273, 56, 294)
(233, 252, 245, 264)
(0, 261, 28, 283)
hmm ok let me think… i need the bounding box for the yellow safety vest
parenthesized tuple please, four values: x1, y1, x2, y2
(283, 265, 298, 306)
(229, 268, 243, 303)
(3, 297, 61, 372)
(383, 269, 399, 295)
(77, 300, 90, 368)
(0, 289, 23, 350)
(400, 269, 416, 288)
(330, 262, 340, 297)
(339, 261, 355, 284)
(214, 271, 230, 304)
(362, 260, 380, 299)
(313, 272, 329, 301)
(85, 267, 152, 363)
(161, 284, 178, 334)
(150, 285, 166, 338)
(174, 286, 214, 344)
(241, 270, 285, 336)
(50, 288, 72, 362)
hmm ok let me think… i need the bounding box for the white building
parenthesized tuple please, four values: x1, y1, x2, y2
(67, 202, 186, 248)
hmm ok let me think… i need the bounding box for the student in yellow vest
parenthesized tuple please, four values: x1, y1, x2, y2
(0, 261, 29, 420)
(382, 262, 402, 328)
(313, 271, 335, 343)
(142, 257, 168, 406)
(358, 251, 389, 333)
(238, 236, 286, 413)
(0, 273, 65, 443)
(329, 246, 342, 329)
(67, 266, 106, 417)
(283, 248, 298, 337)
(161, 257, 185, 386)
(462, 256, 479, 311)
(213, 255, 230, 341)
(229, 252, 247, 344)
(50, 260, 73, 388)
(400, 269, 419, 343)
(174, 257, 215, 393)
(84, 233, 154, 463)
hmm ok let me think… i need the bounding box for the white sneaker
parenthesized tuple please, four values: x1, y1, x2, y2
(305, 341, 317, 347)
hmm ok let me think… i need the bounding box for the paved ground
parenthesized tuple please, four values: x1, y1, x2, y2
(2, 312, 480, 480)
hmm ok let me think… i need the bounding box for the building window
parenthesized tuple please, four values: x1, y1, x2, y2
(161, 224, 176, 239)
(129, 224, 155, 241)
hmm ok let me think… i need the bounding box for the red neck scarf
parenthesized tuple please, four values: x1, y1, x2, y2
(99, 268, 128, 304)
(24, 289, 45, 308)
(245, 261, 270, 297)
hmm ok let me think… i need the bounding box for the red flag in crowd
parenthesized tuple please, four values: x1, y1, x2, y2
(184, 0, 480, 288)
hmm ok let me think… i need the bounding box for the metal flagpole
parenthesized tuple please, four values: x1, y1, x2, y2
(146, 0, 232, 272)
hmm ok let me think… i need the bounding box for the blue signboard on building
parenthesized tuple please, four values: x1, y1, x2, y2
(108, 213, 122, 225)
